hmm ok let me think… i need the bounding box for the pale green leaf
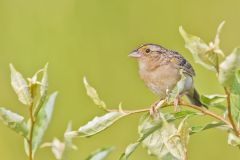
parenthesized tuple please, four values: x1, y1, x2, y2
(66, 112, 125, 138)
(40, 63, 48, 97)
(190, 121, 226, 135)
(41, 122, 77, 160)
(41, 138, 65, 160)
(168, 70, 187, 102)
(62, 122, 77, 160)
(33, 64, 49, 117)
(86, 147, 114, 160)
(120, 111, 196, 160)
(179, 26, 215, 71)
(119, 142, 141, 160)
(83, 77, 107, 110)
(0, 107, 28, 138)
(177, 117, 190, 155)
(219, 48, 240, 87)
(10, 64, 32, 105)
(138, 113, 185, 160)
(211, 21, 225, 57)
(25, 92, 58, 157)
(228, 132, 240, 148)
(230, 94, 240, 128)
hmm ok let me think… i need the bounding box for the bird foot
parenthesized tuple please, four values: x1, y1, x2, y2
(174, 97, 181, 112)
(149, 99, 165, 118)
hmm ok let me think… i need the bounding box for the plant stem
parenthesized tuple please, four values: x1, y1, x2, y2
(28, 102, 35, 160)
(107, 101, 233, 129)
(224, 87, 239, 136)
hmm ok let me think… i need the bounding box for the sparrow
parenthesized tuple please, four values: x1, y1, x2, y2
(129, 44, 204, 108)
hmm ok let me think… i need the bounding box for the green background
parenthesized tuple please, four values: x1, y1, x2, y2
(0, 0, 240, 159)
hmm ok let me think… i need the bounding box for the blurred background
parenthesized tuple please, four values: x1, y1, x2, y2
(0, 0, 240, 159)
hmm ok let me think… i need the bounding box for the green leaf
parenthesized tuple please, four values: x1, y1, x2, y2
(0, 107, 28, 138)
(41, 138, 65, 160)
(62, 122, 77, 160)
(179, 26, 215, 71)
(200, 94, 226, 110)
(40, 63, 48, 97)
(33, 64, 49, 117)
(219, 48, 240, 87)
(10, 64, 32, 105)
(166, 110, 198, 122)
(119, 142, 140, 160)
(83, 77, 107, 110)
(41, 122, 77, 160)
(190, 121, 226, 135)
(25, 92, 58, 157)
(228, 132, 240, 148)
(138, 113, 186, 160)
(230, 94, 240, 128)
(86, 147, 114, 160)
(210, 21, 225, 57)
(168, 70, 187, 102)
(65, 112, 125, 138)
(177, 117, 190, 153)
(119, 111, 196, 160)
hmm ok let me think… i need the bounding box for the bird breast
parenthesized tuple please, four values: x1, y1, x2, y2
(138, 61, 191, 98)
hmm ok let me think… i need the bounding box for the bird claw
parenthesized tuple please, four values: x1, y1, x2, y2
(149, 100, 165, 118)
(174, 97, 181, 112)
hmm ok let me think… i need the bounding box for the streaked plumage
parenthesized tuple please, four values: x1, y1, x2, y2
(129, 44, 203, 107)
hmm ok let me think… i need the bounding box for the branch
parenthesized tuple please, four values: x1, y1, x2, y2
(107, 100, 233, 130)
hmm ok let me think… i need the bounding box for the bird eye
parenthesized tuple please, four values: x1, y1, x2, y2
(145, 49, 151, 53)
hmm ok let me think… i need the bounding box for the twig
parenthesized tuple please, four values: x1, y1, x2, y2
(107, 101, 233, 129)
(28, 102, 35, 160)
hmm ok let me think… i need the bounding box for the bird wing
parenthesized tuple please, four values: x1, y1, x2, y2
(170, 50, 196, 77)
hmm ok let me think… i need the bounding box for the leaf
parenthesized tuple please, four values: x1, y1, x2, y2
(177, 116, 190, 153)
(230, 94, 240, 128)
(33, 64, 49, 117)
(10, 64, 32, 105)
(41, 122, 77, 160)
(41, 138, 65, 160)
(166, 110, 198, 122)
(168, 70, 187, 102)
(86, 147, 114, 160)
(119, 142, 141, 160)
(0, 107, 28, 138)
(83, 77, 107, 110)
(119, 111, 196, 160)
(219, 48, 240, 87)
(211, 21, 225, 57)
(62, 122, 77, 160)
(228, 132, 240, 148)
(25, 92, 58, 157)
(179, 26, 215, 71)
(138, 113, 186, 160)
(40, 63, 48, 97)
(65, 112, 125, 138)
(190, 121, 226, 135)
(200, 94, 226, 110)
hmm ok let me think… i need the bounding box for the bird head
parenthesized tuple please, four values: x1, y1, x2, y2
(129, 44, 166, 60)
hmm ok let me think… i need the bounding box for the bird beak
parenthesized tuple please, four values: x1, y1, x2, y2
(128, 50, 141, 58)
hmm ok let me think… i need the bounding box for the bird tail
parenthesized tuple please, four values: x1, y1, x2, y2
(186, 88, 207, 108)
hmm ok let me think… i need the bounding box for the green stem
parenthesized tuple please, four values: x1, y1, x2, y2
(28, 102, 35, 160)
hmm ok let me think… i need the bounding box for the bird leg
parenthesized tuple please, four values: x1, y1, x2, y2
(150, 99, 165, 117)
(174, 96, 181, 112)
